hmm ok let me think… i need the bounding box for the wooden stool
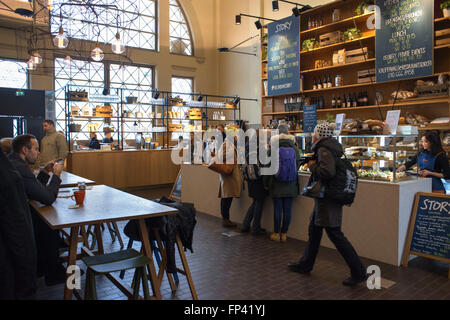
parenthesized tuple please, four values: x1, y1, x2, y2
(82, 249, 151, 300)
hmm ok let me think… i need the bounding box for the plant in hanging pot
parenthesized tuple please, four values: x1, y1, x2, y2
(441, 1, 450, 17)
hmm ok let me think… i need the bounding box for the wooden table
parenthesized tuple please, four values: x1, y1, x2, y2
(60, 171, 96, 188)
(30, 184, 194, 300)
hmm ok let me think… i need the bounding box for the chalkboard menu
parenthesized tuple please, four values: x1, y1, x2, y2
(302, 105, 317, 133)
(267, 16, 300, 96)
(170, 170, 182, 200)
(376, 0, 433, 82)
(402, 193, 450, 268)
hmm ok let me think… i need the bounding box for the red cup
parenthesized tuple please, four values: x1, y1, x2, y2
(71, 190, 85, 205)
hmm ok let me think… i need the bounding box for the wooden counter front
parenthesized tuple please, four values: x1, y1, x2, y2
(66, 149, 180, 188)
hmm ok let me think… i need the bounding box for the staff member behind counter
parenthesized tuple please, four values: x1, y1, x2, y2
(88, 132, 101, 150)
(398, 131, 450, 193)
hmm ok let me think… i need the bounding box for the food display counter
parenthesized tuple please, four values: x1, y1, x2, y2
(66, 149, 180, 188)
(180, 163, 431, 266)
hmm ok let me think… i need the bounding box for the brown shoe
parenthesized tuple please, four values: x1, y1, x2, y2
(222, 219, 237, 228)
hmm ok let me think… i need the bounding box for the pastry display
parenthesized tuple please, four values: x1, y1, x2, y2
(405, 112, 429, 125)
(357, 169, 407, 182)
(345, 146, 377, 159)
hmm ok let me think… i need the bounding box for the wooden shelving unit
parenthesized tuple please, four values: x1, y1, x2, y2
(261, 0, 450, 133)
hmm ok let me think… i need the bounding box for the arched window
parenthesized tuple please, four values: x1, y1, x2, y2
(169, 0, 193, 55)
(50, 0, 157, 50)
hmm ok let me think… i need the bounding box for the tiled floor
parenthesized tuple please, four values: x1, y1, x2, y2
(36, 186, 450, 300)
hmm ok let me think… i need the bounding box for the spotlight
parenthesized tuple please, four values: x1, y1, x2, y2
(233, 97, 240, 104)
(292, 6, 300, 17)
(217, 47, 229, 52)
(14, 8, 33, 17)
(153, 91, 160, 99)
(255, 20, 262, 30)
(197, 95, 203, 102)
(272, 1, 279, 12)
(235, 14, 241, 25)
(299, 5, 312, 13)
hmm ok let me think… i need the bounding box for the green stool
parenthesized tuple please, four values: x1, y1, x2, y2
(82, 249, 151, 300)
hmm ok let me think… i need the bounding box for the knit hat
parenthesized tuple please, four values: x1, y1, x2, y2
(313, 123, 335, 140)
(277, 124, 289, 135)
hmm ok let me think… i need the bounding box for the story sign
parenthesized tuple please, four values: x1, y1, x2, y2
(402, 193, 450, 271)
(267, 15, 300, 96)
(376, 0, 433, 82)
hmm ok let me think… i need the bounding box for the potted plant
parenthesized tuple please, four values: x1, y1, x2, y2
(302, 38, 318, 51)
(355, 1, 373, 15)
(441, 1, 450, 17)
(343, 27, 361, 41)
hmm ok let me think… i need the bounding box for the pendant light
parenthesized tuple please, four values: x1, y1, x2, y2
(32, 52, 43, 64)
(91, 46, 104, 62)
(64, 55, 71, 67)
(53, 27, 69, 49)
(111, 32, 125, 54)
(45, 0, 53, 10)
(27, 59, 36, 71)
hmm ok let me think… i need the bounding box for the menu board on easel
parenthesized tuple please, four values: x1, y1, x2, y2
(376, 0, 434, 82)
(267, 15, 300, 96)
(402, 193, 450, 277)
(170, 170, 182, 201)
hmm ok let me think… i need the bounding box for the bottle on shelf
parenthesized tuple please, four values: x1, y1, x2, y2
(357, 92, 363, 106)
(73, 139, 78, 151)
(327, 75, 332, 88)
(308, 17, 312, 29)
(296, 96, 301, 103)
(363, 92, 369, 106)
(352, 93, 358, 108)
(337, 96, 341, 108)
(284, 96, 288, 107)
(289, 96, 294, 104)
(322, 75, 327, 89)
(312, 78, 317, 90)
(300, 74, 304, 92)
(342, 94, 347, 108)
(346, 94, 352, 108)
(331, 95, 336, 108)
(317, 77, 322, 90)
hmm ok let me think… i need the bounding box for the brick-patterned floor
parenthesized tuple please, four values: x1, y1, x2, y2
(35, 186, 450, 300)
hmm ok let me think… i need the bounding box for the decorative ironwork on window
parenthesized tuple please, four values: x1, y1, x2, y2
(169, 0, 193, 55)
(0, 59, 28, 89)
(50, 0, 157, 51)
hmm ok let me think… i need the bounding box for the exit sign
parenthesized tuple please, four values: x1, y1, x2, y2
(16, 90, 25, 97)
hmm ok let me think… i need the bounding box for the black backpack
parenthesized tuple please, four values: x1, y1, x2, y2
(324, 155, 358, 206)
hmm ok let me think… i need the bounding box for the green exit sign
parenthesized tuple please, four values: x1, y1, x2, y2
(16, 90, 25, 97)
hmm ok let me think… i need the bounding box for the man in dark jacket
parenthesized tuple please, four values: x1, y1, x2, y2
(0, 146, 37, 299)
(288, 123, 367, 287)
(8, 134, 67, 286)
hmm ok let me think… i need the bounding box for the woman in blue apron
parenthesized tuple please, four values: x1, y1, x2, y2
(398, 132, 450, 193)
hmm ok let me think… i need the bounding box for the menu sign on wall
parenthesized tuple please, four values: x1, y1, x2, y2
(267, 16, 300, 96)
(402, 193, 450, 269)
(302, 105, 317, 133)
(376, 0, 433, 82)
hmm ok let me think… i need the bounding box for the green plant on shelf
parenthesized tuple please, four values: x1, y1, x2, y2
(262, 46, 268, 60)
(441, 1, 450, 9)
(355, 1, 373, 15)
(302, 38, 318, 51)
(342, 27, 361, 41)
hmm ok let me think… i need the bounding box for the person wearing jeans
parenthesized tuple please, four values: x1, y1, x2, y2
(263, 124, 300, 242)
(272, 197, 293, 235)
(288, 123, 367, 287)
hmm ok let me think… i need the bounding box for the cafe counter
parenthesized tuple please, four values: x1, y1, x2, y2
(180, 163, 432, 266)
(66, 149, 180, 188)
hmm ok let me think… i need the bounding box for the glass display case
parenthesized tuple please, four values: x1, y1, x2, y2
(339, 135, 419, 182)
(297, 134, 420, 183)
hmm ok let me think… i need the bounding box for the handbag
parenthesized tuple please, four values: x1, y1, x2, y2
(208, 161, 234, 176)
(301, 175, 325, 199)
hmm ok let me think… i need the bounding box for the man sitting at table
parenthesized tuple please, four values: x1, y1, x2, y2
(8, 134, 67, 286)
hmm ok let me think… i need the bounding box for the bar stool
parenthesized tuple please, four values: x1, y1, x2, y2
(82, 249, 151, 300)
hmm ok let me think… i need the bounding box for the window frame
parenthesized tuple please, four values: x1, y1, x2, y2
(49, 0, 159, 52)
(169, 0, 194, 56)
(0, 56, 29, 89)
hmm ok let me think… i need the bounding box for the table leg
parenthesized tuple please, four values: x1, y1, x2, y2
(94, 224, 104, 254)
(137, 219, 162, 300)
(176, 234, 198, 300)
(64, 226, 79, 300)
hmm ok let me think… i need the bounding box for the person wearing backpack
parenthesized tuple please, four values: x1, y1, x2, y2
(241, 132, 268, 235)
(288, 123, 367, 287)
(263, 124, 301, 242)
